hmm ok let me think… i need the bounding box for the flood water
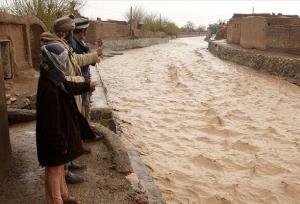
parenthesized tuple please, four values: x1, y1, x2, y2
(99, 37, 300, 204)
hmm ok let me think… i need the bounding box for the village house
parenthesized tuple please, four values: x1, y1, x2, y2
(240, 16, 300, 54)
(227, 13, 300, 55)
(0, 12, 47, 79)
(226, 13, 272, 44)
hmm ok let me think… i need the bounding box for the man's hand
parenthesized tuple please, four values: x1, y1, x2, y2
(96, 57, 101, 63)
(96, 46, 104, 63)
(89, 81, 97, 92)
(96, 46, 104, 57)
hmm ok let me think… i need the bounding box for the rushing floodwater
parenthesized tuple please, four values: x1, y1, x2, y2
(99, 37, 300, 204)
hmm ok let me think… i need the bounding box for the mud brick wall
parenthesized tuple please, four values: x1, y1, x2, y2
(134, 30, 167, 38)
(266, 25, 300, 53)
(86, 21, 130, 43)
(227, 17, 242, 44)
(86, 20, 167, 44)
(266, 17, 300, 26)
(0, 63, 11, 180)
(0, 24, 29, 74)
(240, 17, 267, 50)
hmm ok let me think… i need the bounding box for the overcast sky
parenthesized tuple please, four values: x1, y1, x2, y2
(81, 0, 300, 27)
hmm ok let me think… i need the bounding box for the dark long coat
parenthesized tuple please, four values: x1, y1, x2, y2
(36, 71, 95, 167)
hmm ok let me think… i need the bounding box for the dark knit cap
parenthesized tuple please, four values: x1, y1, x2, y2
(53, 15, 75, 33)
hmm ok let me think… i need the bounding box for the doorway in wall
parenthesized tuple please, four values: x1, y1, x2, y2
(0, 41, 12, 79)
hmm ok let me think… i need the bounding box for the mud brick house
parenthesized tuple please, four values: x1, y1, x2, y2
(0, 12, 46, 179)
(227, 13, 271, 44)
(0, 12, 47, 79)
(227, 13, 300, 55)
(240, 16, 300, 54)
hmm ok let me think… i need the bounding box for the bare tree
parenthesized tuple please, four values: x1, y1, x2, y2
(4, 0, 85, 29)
(197, 25, 206, 32)
(217, 19, 226, 25)
(0, 0, 7, 11)
(123, 6, 180, 35)
(181, 21, 196, 32)
(124, 6, 145, 23)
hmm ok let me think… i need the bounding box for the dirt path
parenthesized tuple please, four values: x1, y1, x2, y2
(99, 37, 300, 204)
(0, 122, 132, 204)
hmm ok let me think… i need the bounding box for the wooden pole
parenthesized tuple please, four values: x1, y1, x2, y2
(130, 6, 133, 38)
(159, 13, 162, 31)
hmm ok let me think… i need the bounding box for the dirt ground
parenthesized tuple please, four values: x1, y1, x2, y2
(5, 69, 39, 98)
(0, 122, 133, 204)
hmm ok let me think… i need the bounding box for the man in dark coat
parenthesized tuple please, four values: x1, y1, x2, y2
(36, 64, 96, 167)
(36, 29, 100, 204)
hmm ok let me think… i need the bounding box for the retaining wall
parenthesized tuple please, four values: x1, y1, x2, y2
(102, 37, 169, 51)
(177, 32, 206, 38)
(208, 40, 300, 85)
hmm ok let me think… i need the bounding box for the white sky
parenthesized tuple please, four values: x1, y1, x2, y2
(81, 0, 300, 27)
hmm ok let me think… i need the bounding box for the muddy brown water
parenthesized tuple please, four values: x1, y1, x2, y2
(99, 37, 300, 204)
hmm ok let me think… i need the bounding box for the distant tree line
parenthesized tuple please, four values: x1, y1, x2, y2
(180, 21, 206, 33)
(124, 6, 206, 35)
